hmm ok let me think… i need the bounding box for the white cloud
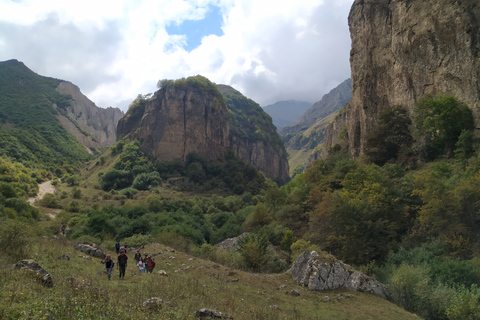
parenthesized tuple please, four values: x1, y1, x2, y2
(0, 0, 353, 110)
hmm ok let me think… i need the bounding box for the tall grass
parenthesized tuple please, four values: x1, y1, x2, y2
(0, 229, 420, 320)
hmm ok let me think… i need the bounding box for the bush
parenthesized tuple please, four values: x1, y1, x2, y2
(121, 233, 153, 248)
(446, 285, 480, 320)
(0, 219, 32, 264)
(38, 193, 60, 208)
(388, 263, 431, 313)
(132, 172, 161, 190)
(119, 187, 138, 199)
(153, 230, 192, 252)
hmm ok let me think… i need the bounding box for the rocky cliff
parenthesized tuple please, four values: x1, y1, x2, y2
(117, 77, 289, 180)
(117, 80, 230, 163)
(56, 82, 124, 149)
(324, 0, 480, 156)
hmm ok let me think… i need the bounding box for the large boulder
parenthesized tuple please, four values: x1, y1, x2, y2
(13, 259, 54, 287)
(290, 251, 389, 300)
(75, 243, 106, 259)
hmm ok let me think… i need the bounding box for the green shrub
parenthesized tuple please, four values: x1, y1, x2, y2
(119, 187, 138, 199)
(0, 219, 32, 264)
(132, 172, 161, 190)
(388, 263, 431, 313)
(446, 285, 480, 320)
(38, 193, 60, 208)
(121, 233, 153, 248)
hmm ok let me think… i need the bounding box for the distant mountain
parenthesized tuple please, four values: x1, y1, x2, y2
(280, 79, 352, 176)
(262, 100, 312, 131)
(0, 59, 123, 168)
(280, 79, 351, 136)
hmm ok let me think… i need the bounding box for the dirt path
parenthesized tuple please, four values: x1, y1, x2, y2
(28, 180, 56, 205)
(28, 180, 61, 219)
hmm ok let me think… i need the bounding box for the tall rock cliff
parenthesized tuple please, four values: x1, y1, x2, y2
(324, 0, 480, 156)
(56, 82, 124, 148)
(218, 84, 289, 181)
(117, 76, 289, 180)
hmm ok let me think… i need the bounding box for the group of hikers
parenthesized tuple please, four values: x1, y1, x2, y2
(100, 243, 156, 280)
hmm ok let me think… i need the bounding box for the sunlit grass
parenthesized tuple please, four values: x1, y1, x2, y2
(0, 234, 420, 320)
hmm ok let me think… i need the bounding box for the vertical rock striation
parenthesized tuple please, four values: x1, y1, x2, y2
(117, 78, 289, 180)
(118, 84, 230, 162)
(56, 81, 124, 148)
(324, 0, 480, 156)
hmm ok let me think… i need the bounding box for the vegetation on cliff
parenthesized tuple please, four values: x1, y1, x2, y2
(0, 60, 91, 172)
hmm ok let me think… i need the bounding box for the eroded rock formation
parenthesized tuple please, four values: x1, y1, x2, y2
(324, 0, 480, 156)
(56, 82, 124, 149)
(290, 251, 389, 300)
(118, 79, 289, 180)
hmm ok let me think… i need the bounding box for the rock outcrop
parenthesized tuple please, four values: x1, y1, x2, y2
(75, 243, 106, 259)
(56, 81, 124, 149)
(290, 251, 389, 300)
(13, 259, 54, 287)
(117, 77, 289, 180)
(324, 0, 480, 157)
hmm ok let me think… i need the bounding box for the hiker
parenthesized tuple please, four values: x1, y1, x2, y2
(137, 257, 145, 274)
(134, 249, 141, 264)
(115, 242, 120, 254)
(143, 253, 149, 272)
(101, 254, 115, 280)
(61, 224, 66, 235)
(147, 256, 156, 273)
(117, 249, 128, 279)
(124, 243, 128, 253)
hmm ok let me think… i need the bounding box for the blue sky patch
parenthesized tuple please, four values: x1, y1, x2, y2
(166, 5, 223, 52)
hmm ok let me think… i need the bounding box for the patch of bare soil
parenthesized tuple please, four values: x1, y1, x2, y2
(28, 180, 60, 218)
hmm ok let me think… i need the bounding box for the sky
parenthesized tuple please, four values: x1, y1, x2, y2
(0, 0, 353, 111)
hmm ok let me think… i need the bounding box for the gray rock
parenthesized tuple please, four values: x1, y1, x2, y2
(58, 254, 70, 260)
(291, 289, 300, 296)
(214, 233, 249, 250)
(195, 308, 233, 319)
(142, 297, 174, 308)
(13, 259, 54, 287)
(290, 251, 389, 300)
(75, 243, 106, 259)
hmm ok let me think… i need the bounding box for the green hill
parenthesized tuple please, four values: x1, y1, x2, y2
(0, 59, 91, 171)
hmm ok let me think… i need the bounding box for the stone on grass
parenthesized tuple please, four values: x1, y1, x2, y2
(290, 251, 389, 300)
(13, 259, 54, 287)
(195, 308, 233, 319)
(75, 243, 106, 259)
(142, 297, 174, 308)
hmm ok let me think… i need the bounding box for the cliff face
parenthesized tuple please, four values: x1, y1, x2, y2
(218, 84, 290, 181)
(118, 84, 230, 162)
(324, 0, 480, 156)
(117, 79, 289, 180)
(56, 82, 124, 148)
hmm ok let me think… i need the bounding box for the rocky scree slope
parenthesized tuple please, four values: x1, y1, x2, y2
(324, 0, 480, 156)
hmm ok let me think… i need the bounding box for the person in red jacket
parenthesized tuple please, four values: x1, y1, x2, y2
(147, 256, 155, 273)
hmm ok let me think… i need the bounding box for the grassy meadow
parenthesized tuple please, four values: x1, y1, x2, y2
(0, 229, 420, 320)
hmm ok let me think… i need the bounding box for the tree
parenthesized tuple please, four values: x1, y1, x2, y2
(413, 95, 474, 159)
(364, 106, 412, 165)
